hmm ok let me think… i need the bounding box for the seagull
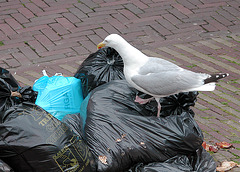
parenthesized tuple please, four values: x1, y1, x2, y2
(97, 34, 229, 117)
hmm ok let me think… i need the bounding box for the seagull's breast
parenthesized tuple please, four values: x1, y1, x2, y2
(124, 64, 150, 94)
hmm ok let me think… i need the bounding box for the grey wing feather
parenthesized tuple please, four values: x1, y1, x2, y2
(138, 58, 181, 75)
(132, 69, 205, 96)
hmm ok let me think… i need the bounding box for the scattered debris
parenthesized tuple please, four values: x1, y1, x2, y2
(99, 155, 108, 165)
(216, 141, 233, 149)
(216, 161, 240, 172)
(202, 141, 233, 153)
(202, 141, 218, 153)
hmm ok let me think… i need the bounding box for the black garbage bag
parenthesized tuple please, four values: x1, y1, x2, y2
(128, 147, 216, 172)
(84, 80, 204, 172)
(0, 67, 20, 92)
(139, 91, 198, 117)
(74, 47, 124, 98)
(0, 159, 14, 172)
(0, 102, 96, 172)
(0, 78, 37, 118)
(18, 86, 38, 103)
(0, 78, 15, 115)
(192, 147, 216, 171)
(62, 113, 84, 138)
(0, 67, 37, 106)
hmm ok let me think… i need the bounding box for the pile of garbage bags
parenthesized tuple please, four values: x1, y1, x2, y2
(0, 47, 216, 172)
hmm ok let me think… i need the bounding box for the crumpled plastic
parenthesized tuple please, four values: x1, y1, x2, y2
(0, 102, 96, 172)
(0, 159, 14, 172)
(33, 75, 84, 121)
(84, 80, 206, 172)
(74, 47, 124, 98)
(129, 147, 216, 172)
(0, 67, 20, 92)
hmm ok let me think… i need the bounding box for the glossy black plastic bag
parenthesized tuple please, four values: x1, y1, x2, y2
(62, 113, 84, 138)
(128, 147, 216, 172)
(0, 67, 37, 107)
(0, 78, 15, 115)
(0, 67, 20, 92)
(139, 91, 198, 117)
(74, 47, 124, 98)
(0, 102, 95, 172)
(85, 80, 203, 172)
(0, 159, 14, 172)
(0, 78, 37, 118)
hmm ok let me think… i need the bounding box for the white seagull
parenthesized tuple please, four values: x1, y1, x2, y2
(97, 34, 229, 117)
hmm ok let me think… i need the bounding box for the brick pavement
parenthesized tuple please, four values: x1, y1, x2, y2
(0, 0, 240, 171)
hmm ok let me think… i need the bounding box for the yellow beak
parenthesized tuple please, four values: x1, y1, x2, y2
(97, 42, 106, 49)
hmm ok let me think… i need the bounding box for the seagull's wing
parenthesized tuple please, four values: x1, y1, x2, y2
(131, 58, 208, 96)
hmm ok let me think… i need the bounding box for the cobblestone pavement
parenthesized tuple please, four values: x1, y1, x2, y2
(0, 0, 240, 170)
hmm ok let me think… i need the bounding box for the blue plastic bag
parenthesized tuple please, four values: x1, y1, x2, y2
(33, 75, 84, 121)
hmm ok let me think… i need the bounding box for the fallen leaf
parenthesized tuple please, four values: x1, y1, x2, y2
(99, 155, 108, 165)
(116, 138, 121, 142)
(202, 141, 207, 149)
(216, 141, 233, 149)
(209, 145, 218, 153)
(216, 161, 240, 172)
(202, 141, 218, 152)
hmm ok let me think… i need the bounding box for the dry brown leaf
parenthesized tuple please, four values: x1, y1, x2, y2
(202, 141, 218, 152)
(99, 155, 108, 165)
(116, 138, 121, 142)
(216, 161, 240, 172)
(215, 141, 233, 149)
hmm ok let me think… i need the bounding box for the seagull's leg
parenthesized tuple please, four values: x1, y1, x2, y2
(135, 96, 154, 104)
(155, 98, 161, 118)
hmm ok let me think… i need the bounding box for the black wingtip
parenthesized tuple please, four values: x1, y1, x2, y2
(204, 73, 229, 84)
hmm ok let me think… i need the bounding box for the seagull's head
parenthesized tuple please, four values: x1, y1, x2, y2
(97, 34, 125, 50)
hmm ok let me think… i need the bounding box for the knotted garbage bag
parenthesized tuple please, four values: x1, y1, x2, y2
(0, 102, 95, 172)
(0, 78, 14, 114)
(84, 80, 205, 172)
(33, 75, 84, 121)
(0, 67, 37, 112)
(0, 67, 20, 92)
(74, 47, 124, 98)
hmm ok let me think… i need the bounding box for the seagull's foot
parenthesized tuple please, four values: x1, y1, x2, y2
(134, 96, 154, 104)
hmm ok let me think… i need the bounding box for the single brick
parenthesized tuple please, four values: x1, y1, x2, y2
(69, 7, 88, 19)
(56, 17, 76, 30)
(162, 13, 182, 25)
(74, 3, 94, 13)
(19, 46, 40, 60)
(62, 12, 81, 24)
(0, 23, 16, 36)
(124, 3, 144, 14)
(172, 3, 193, 15)
(12, 52, 32, 65)
(34, 34, 55, 50)
(118, 9, 139, 21)
(25, 2, 43, 15)
(18, 7, 35, 19)
(5, 18, 23, 30)
(42, 28, 61, 41)
(4, 57, 21, 67)
(31, 0, 49, 8)
(37, 8, 68, 16)
(49, 23, 69, 35)
(28, 40, 47, 53)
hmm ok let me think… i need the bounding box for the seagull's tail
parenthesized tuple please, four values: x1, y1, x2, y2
(204, 73, 229, 84)
(189, 73, 229, 92)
